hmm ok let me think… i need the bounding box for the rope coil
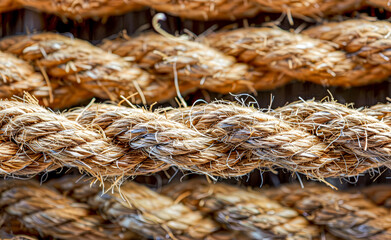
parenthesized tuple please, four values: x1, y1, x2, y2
(0, 19, 391, 109)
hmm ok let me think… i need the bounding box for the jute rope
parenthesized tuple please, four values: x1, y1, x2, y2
(162, 179, 323, 239)
(50, 177, 228, 240)
(0, 180, 137, 240)
(1, 19, 391, 109)
(265, 184, 391, 240)
(2, 98, 391, 180)
(0, 0, 390, 20)
(1, 177, 245, 240)
(2, 177, 391, 239)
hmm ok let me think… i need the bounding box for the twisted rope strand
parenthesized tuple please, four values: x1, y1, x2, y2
(2, 177, 391, 239)
(265, 184, 391, 240)
(13, 177, 233, 240)
(1, 19, 391, 109)
(162, 179, 323, 239)
(0, 0, 390, 20)
(2, 98, 391, 179)
(0, 180, 136, 240)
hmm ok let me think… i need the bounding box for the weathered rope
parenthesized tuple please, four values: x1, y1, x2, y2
(265, 184, 391, 240)
(162, 179, 323, 239)
(1, 177, 243, 240)
(1, 19, 391, 109)
(362, 185, 391, 208)
(2, 98, 391, 180)
(0, 180, 137, 240)
(0, 0, 390, 21)
(2, 177, 391, 239)
(49, 177, 228, 240)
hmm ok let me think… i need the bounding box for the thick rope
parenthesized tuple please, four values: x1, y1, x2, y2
(51, 179, 221, 239)
(0, 33, 164, 108)
(2, 177, 391, 239)
(0, 180, 136, 240)
(3, 177, 239, 240)
(162, 179, 323, 239)
(2, 98, 391, 180)
(1, 19, 391, 109)
(0, 0, 390, 20)
(265, 184, 391, 240)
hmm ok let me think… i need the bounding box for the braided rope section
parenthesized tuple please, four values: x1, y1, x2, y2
(265, 184, 391, 240)
(0, 0, 390, 20)
(0, 20, 390, 109)
(2, 98, 391, 179)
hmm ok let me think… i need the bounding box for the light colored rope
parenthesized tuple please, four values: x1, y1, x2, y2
(2, 98, 391, 180)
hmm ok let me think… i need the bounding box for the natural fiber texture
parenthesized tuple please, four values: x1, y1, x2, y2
(0, 180, 135, 240)
(0, 0, 390, 20)
(206, 19, 391, 87)
(362, 185, 391, 208)
(0, 32, 163, 108)
(252, 0, 363, 20)
(266, 184, 391, 240)
(163, 179, 322, 239)
(0, 231, 36, 240)
(22, 177, 235, 240)
(100, 32, 290, 94)
(0, 20, 390, 108)
(17, 0, 143, 20)
(2, 98, 391, 180)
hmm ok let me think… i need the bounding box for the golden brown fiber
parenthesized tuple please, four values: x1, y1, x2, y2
(266, 184, 391, 240)
(163, 179, 322, 239)
(2, 98, 391, 180)
(0, 180, 133, 240)
(3, 177, 230, 240)
(1, 20, 390, 109)
(0, 0, 390, 20)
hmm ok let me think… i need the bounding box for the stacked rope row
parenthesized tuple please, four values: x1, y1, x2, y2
(0, 0, 390, 20)
(2, 177, 391, 239)
(0, 19, 390, 109)
(3, 98, 391, 180)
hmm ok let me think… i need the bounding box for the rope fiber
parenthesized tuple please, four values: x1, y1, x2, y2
(2, 98, 391, 180)
(0, 19, 390, 109)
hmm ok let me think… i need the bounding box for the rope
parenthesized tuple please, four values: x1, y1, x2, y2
(1, 177, 240, 240)
(1, 0, 390, 20)
(2, 98, 391, 180)
(1, 19, 391, 109)
(2, 177, 391, 239)
(165, 179, 391, 240)
(162, 179, 323, 239)
(362, 185, 391, 208)
(0, 180, 135, 240)
(264, 184, 391, 240)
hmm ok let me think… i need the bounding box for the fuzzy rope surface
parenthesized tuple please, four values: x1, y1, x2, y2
(0, 180, 136, 240)
(265, 184, 391, 240)
(1, 177, 245, 240)
(0, 0, 390, 20)
(2, 98, 391, 180)
(1, 19, 391, 109)
(163, 179, 323, 239)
